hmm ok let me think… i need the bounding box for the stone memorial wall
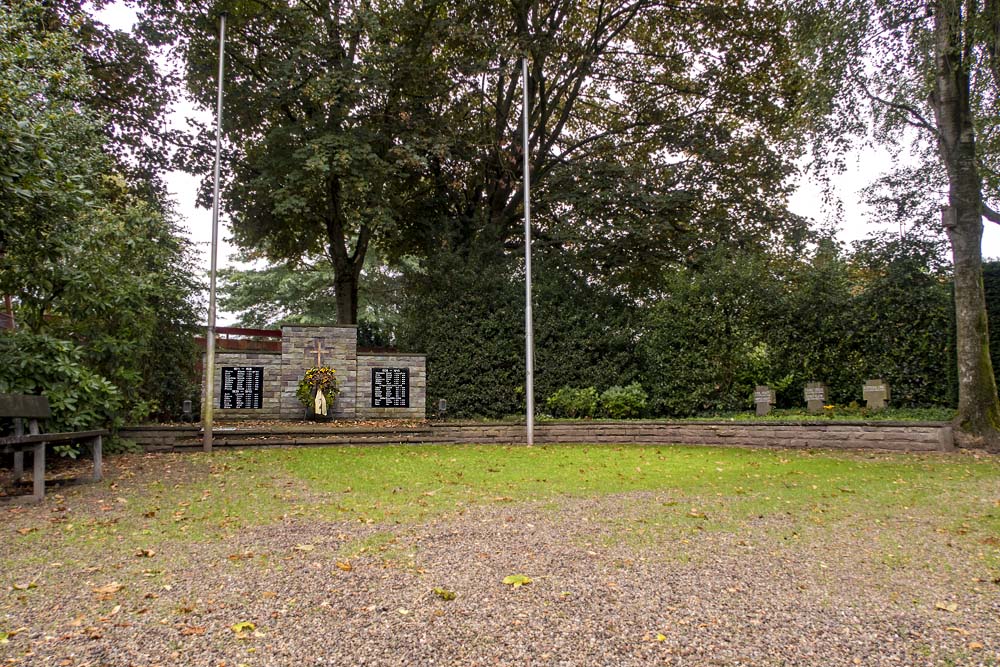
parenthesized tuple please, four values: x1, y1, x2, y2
(356, 353, 427, 420)
(202, 324, 426, 420)
(204, 350, 282, 419)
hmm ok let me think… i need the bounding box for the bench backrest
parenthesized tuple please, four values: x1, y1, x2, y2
(0, 394, 51, 419)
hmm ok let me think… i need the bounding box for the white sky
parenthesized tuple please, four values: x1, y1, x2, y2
(94, 4, 1000, 327)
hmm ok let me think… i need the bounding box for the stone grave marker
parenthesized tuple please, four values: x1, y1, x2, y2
(754, 385, 775, 416)
(803, 382, 827, 414)
(863, 379, 890, 410)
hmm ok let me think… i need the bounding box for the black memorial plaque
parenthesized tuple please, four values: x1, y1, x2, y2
(372, 367, 409, 408)
(220, 366, 264, 410)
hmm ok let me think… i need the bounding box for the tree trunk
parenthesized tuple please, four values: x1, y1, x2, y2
(333, 268, 359, 326)
(932, 0, 1000, 440)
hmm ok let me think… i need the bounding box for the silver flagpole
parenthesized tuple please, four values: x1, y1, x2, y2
(203, 11, 227, 453)
(522, 56, 535, 446)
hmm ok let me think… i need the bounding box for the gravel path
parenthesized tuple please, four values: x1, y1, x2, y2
(0, 453, 997, 666)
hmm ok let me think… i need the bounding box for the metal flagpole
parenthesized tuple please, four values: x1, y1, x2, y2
(203, 12, 227, 453)
(522, 56, 535, 446)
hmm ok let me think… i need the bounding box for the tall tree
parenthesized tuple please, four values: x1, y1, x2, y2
(795, 0, 1000, 443)
(141, 0, 456, 324)
(0, 0, 202, 422)
(415, 0, 813, 288)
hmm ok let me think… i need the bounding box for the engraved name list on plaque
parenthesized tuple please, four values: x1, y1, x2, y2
(372, 367, 409, 408)
(220, 366, 264, 409)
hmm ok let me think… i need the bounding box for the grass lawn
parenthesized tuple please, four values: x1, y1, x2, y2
(1, 444, 998, 665)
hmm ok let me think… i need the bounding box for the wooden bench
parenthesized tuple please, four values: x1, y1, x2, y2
(0, 394, 106, 502)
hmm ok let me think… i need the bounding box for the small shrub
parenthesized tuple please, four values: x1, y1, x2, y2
(600, 383, 648, 419)
(546, 386, 599, 418)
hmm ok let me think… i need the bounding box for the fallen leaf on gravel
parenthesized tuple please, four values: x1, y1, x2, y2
(180, 626, 206, 636)
(0, 628, 27, 643)
(293, 544, 315, 552)
(335, 560, 353, 572)
(228, 551, 253, 561)
(11, 581, 37, 591)
(432, 587, 456, 601)
(231, 621, 256, 634)
(656, 633, 667, 642)
(262, 591, 277, 599)
(968, 641, 984, 651)
(934, 602, 958, 612)
(946, 627, 970, 636)
(15, 527, 36, 535)
(502, 574, 532, 588)
(93, 583, 122, 595)
(397, 608, 410, 615)
(135, 549, 156, 558)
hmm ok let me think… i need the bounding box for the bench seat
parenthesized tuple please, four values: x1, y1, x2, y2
(1, 394, 107, 502)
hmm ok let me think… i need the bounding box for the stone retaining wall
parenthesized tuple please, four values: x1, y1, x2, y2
(426, 422, 954, 451)
(120, 421, 954, 452)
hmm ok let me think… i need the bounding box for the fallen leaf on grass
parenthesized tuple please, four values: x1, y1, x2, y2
(934, 602, 958, 612)
(15, 528, 36, 536)
(135, 549, 156, 558)
(11, 581, 37, 591)
(502, 574, 532, 588)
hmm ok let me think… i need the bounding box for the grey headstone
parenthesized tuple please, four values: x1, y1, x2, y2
(863, 379, 890, 410)
(754, 385, 775, 416)
(803, 382, 827, 414)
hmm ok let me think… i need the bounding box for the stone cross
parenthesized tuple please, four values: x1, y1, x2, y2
(754, 385, 775, 416)
(803, 382, 827, 414)
(863, 379, 890, 410)
(311, 338, 325, 367)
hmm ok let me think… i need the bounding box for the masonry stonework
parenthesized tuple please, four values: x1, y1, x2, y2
(201, 351, 282, 420)
(355, 353, 427, 420)
(201, 324, 426, 420)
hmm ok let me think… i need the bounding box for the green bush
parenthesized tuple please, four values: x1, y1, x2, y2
(599, 383, 648, 419)
(546, 386, 599, 418)
(0, 330, 122, 447)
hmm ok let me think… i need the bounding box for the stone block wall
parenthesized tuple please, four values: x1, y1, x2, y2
(202, 350, 282, 419)
(280, 325, 358, 419)
(355, 353, 427, 420)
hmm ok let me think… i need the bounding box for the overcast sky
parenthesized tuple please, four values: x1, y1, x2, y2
(95, 3, 1000, 322)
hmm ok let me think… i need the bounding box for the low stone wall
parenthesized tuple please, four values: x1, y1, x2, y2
(425, 422, 955, 452)
(120, 421, 955, 452)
